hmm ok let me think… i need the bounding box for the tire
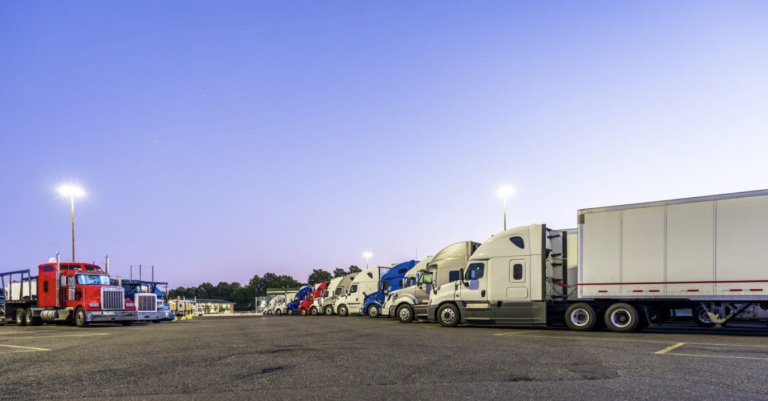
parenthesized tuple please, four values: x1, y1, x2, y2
(437, 304, 460, 327)
(604, 303, 640, 333)
(300, 308, 308, 316)
(16, 308, 27, 326)
(287, 309, 294, 316)
(338, 305, 348, 317)
(24, 309, 42, 326)
(324, 305, 334, 316)
(397, 305, 414, 323)
(565, 303, 599, 331)
(122, 321, 134, 326)
(692, 305, 715, 328)
(75, 307, 89, 328)
(310, 307, 318, 316)
(276, 309, 283, 316)
(368, 305, 380, 318)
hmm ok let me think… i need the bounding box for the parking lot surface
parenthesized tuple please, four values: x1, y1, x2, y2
(2, 316, 767, 400)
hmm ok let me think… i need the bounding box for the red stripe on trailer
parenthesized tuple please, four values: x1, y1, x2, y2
(750, 289, 763, 292)
(579, 280, 768, 286)
(633, 290, 643, 293)
(687, 289, 699, 292)
(598, 290, 608, 293)
(649, 290, 660, 293)
(730, 289, 743, 292)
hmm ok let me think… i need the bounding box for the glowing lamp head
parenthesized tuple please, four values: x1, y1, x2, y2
(363, 252, 372, 259)
(497, 186, 514, 198)
(57, 185, 85, 198)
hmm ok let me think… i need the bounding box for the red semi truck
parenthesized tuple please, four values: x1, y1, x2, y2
(298, 281, 329, 316)
(0, 255, 135, 327)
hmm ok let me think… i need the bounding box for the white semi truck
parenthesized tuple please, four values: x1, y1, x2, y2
(263, 295, 286, 315)
(428, 189, 768, 332)
(322, 273, 358, 315)
(334, 268, 380, 316)
(381, 257, 432, 319)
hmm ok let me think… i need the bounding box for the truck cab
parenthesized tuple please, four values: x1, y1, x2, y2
(334, 268, 380, 316)
(264, 295, 286, 315)
(323, 273, 358, 315)
(286, 286, 313, 316)
(311, 277, 342, 316)
(299, 281, 328, 316)
(362, 260, 418, 318)
(381, 256, 433, 319)
(116, 279, 170, 323)
(428, 225, 551, 327)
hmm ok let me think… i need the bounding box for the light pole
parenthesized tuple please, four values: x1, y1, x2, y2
(497, 186, 514, 231)
(363, 252, 372, 269)
(57, 185, 85, 262)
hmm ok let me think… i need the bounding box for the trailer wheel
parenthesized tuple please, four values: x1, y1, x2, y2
(324, 305, 334, 316)
(437, 304, 460, 327)
(692, 305, 715, 328)
(605, 303, 640, 333)
(310, 307, 318, 316)
(368, 305, 380, 318)
(15, 308, 27, 326)
(300, 308, 308, 316)
(397, 305, 414, 323)
(565, 303, 599, 331)
(338, 305, 348, 317)
(75, 307, 89, 328)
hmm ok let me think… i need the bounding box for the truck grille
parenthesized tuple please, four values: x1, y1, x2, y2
(136, 294, 157, 312)
(101, 287, 125, 310)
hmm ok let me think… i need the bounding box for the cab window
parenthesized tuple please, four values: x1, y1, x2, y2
(349, 284, 358, 294)
(465, 263, 484, 280)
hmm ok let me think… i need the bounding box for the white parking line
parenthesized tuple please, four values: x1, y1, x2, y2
(494, 330, 542, 336)
(664, 352, 768, 361)
(0, 333, 111, 340)
(0, 344, 51, 352)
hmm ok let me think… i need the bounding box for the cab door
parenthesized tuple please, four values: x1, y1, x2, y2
(491, 259, 534, 325)
(458, 262, 493, 322)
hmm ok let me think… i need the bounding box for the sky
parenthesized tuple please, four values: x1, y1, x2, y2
(1, 1, 767, 288)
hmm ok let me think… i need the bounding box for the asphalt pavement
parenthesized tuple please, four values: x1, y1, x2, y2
(1, 315, 767, 400)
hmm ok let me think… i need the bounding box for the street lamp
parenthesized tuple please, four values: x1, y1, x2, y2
(363, 252, 372, 269)
(497, 186, 514, 231)
(57, 185, 85, 262)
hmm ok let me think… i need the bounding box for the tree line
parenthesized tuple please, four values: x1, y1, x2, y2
(168, 265, 361, 311)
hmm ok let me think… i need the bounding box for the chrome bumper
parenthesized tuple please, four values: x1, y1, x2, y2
(86, 311, 135, 322)
(135, 311, 170, 321)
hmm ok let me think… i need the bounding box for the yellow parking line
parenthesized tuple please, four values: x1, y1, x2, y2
(494, 330, 542, 336)
(0, 344, 51, 352)
(655, 342, 685, 354)
(424, 326, 439, 329)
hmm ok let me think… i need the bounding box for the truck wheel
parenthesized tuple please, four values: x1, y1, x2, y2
(437, 304, 460, 327)
(692, 305, 715, 328)
(122, 321, 134, 326)
(605, 303, 639, 333)
(16, 308, 27, 326)
(397, 305, 414, 323)
(338, 305, 348, 317)
(287, 309, 294, 316)
(300, 308, 308, 316)
(324, 305, 334, 316)
(368, 305, 380, 318)
(24, 309, 42, 326)
(310, 307, 318, 316)
(75, 307, 89, 328)
(565, 303, 599, 331)
(276, 309, 282, 316)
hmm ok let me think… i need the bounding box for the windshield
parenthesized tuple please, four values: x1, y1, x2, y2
(76, 274, 110, 285)
(334, 288, 343, 296)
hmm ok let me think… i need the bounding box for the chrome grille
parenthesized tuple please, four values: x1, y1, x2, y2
(136, 294, 157, 312)
(101, 287, 125, 310)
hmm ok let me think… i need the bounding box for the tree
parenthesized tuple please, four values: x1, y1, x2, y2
(333, 268, 347, 278)
(307, 269, 332, 285)
(215, 282, 232, 299)
(348, 265, 361, 273)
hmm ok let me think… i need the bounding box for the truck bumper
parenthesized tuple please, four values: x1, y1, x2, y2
(86, 311, 135, 322)
(426, 305, 438, 322)
(135, 311, 169, 321)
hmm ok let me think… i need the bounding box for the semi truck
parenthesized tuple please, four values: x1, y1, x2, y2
(427, 189, 768, 332)
(387, 241, 480, 323)
(264, 295, 286, 315)
(334, 267, 382, 316)
(0, 255, 134, 327)
(310, 277, 342, 316)
(286, 286, 313, 316)
(363, 260, 418, 318)
(116, 279, 170, 323)
(381, 256, 433, 319)
(321, 273, 358, 316)
(299, 281, 329, 316)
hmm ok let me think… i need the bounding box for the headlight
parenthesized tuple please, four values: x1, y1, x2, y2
(126, 301, 135, 307)
(89, 302, 100, 307)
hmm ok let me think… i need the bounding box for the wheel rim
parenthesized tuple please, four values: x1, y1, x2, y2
(25, 311, 32, 325)
(340, 306, 347, 315)
(570, 308, 590, 327)
(399, 307, 410, 321)
(370, 307, 378, 317)
(325, 307, 332, 315)
(440, 307, 456, 325)
(610, 309, 632, 328)
(77, 310, 85, 325)
(697, 309, 712, 324)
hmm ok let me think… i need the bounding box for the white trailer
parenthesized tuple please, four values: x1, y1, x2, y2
(428, 189, 768, 332)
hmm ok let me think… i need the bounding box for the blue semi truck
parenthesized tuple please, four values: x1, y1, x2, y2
(114, 279, 173, 323)
(362, 260, 418, 318)
(286, 285, 313, 316)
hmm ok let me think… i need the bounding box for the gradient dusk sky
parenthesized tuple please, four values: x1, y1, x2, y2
(1, 1, 766, 287)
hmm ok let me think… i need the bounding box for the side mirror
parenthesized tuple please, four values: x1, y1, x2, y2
(459, 268, 468, 287)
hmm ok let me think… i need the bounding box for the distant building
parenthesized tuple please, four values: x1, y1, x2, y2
(196, 298, 236, 314)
